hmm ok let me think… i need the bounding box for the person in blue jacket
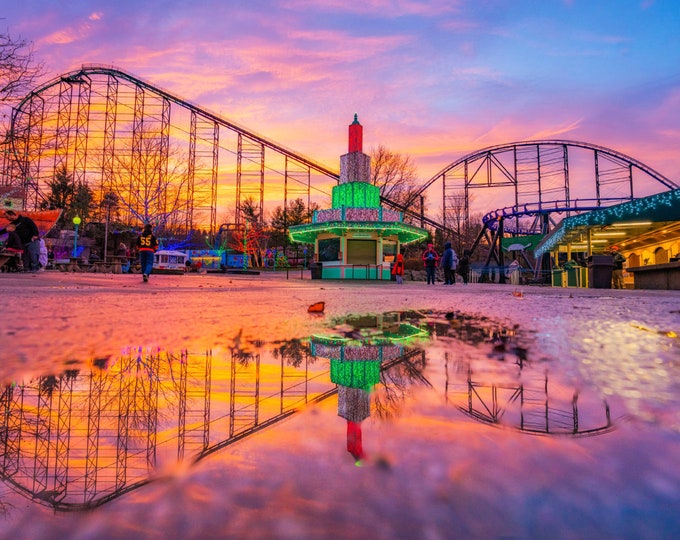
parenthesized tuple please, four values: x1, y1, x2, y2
(440, 242, 458, 285)
(422, 244, 439, 285)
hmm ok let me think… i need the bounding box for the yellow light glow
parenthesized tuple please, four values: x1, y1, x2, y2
(610, 221, 652, 227)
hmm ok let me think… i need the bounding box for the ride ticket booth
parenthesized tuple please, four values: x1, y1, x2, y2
(289, 116, 427, 279)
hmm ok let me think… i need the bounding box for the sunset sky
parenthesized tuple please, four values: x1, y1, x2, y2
(3, 0, 680, 184)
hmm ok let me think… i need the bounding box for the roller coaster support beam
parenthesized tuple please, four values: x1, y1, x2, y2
(497, 217, 506, 284)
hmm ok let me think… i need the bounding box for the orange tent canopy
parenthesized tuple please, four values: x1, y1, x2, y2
(0, 209, 63, 236)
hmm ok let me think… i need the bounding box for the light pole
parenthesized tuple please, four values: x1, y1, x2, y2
(242, 220, 248, 272)
(72, 216, 81, 258)
(101, 192, 118, 262)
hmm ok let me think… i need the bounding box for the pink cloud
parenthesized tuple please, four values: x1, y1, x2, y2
(38, 14, 103, 46)
(280, 0, 462, 17)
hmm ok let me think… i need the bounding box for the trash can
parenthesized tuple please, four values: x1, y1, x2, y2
(552, 269, 564, 287)
(310, 262, 323, 279)
(564, 261, 581, 287)
(587, 255, 613, 289)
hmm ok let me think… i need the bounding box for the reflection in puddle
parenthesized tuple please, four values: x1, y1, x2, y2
(1, 347, 334, 511)
(310, 313, 429, 465)
(0, 310, 616, 514)
(450, 362, 613, 436)
(431, 311, 614, 436)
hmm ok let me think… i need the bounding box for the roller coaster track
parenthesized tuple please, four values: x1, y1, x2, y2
(419, 139, 677, 195)
(3, 66, 677, 240)
(407, 139, 677, 239)
(11, 64, 339, 178)
(4, 64, 342, 235)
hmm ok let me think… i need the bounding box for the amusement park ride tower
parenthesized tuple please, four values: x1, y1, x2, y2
(289, 115, 428, 279)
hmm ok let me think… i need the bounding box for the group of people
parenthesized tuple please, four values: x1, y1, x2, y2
(0, 208, 158, 282)
(390, 242, 470, 285)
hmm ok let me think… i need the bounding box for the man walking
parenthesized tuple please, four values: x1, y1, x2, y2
(136, 223, 158, 282)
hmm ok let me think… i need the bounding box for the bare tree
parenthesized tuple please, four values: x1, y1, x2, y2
(109, 127, 193, 235)
(369, 145, 422, 209)
(0, 30, 45, 105)
(0, 29, 45, 148)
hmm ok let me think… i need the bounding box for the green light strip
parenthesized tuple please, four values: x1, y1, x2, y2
(289, 221, 429, 244)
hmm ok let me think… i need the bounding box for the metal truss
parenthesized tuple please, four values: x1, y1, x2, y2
(3, 65, 339, 237)
(454, 367, 614, 437)
(229, 350, 261, 437)
(84, 368, 105, 503)
(279, 345, 310, 414)
(0, 343, 335, 511)
(177, 350, 212, 460)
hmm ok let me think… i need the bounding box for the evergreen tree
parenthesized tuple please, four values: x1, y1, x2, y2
(41, 166, 92, 228)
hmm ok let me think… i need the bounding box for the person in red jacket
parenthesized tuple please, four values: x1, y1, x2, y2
(136, 223, 158, 282)
(391, 253, 405, 284)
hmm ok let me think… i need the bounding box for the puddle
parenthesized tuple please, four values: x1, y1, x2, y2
(2, 311, 611, 507)
(1, 308, 679, 538)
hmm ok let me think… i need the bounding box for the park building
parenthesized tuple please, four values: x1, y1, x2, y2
(288, 115, 428, 280)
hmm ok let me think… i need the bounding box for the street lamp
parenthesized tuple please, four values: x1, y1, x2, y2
(72, 216, 81, 258)
(242, 220, 248, 272)
(101, 192, 118, 261)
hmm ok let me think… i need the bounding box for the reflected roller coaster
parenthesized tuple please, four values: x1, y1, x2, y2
(0, 313, 616, 512)
(1, 65, 676, 245)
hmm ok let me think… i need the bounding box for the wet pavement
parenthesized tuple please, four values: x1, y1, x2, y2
(1, 271, 680, 539)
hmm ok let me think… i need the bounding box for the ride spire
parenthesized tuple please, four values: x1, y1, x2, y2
(348, 113, 363, 153)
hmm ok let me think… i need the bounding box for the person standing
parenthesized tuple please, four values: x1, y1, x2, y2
(1, 209, 40, 271)
(611, 246, 626, 289)
(458, 249, 471, 285)
(440, 242, 458, 285)
(117, 242, 131, 273)
(136, 223, 158, 282)
(391, 253, 405, 284)
(39, 236, 48, 270)
(422, 243, 439, 285)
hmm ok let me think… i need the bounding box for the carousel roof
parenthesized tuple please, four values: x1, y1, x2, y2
(288, 220, 429, 244)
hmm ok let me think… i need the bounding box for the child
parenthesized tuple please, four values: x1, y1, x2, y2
(391, 253, 405, 284)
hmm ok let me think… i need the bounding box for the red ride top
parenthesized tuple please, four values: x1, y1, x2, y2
(348, 113, 362, 153)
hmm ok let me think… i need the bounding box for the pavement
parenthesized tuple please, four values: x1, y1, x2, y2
(2, 269, 679, 384)
(2, 269, 680, 539)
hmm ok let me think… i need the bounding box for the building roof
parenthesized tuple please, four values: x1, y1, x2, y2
(534, 189, 680, 256)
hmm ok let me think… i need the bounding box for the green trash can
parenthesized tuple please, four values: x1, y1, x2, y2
(564, 261, 582, 287)
(552, 269, 564, 287)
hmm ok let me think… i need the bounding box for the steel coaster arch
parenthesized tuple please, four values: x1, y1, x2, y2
(410, 139, 677, 232)
(406, 140, 678, 284)
(4, 64, 340, 237)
